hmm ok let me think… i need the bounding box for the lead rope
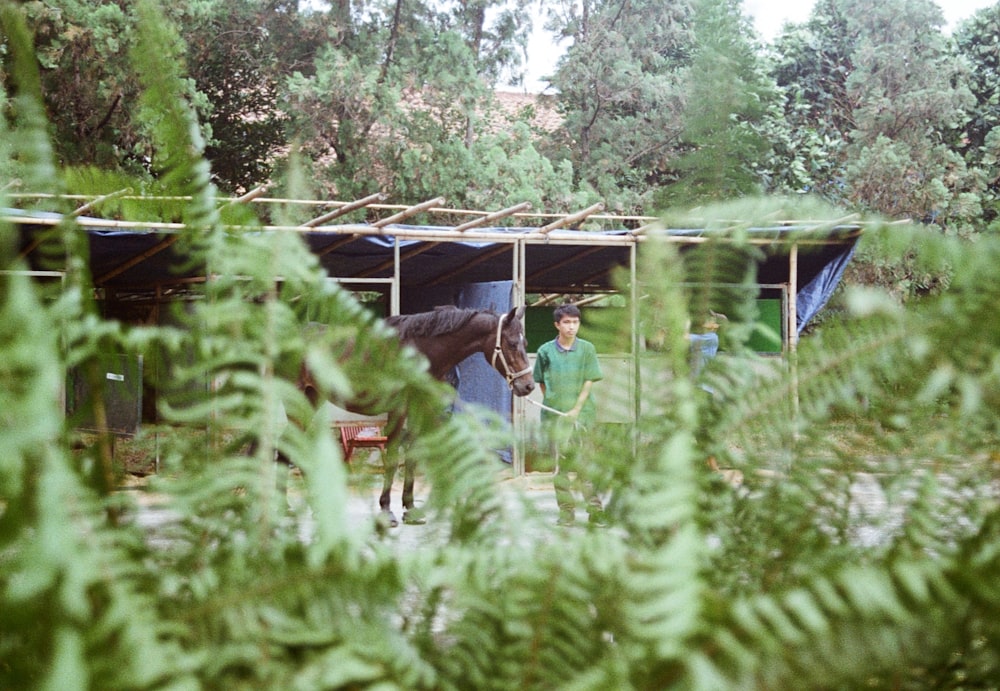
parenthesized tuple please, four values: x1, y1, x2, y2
(508, 320, 573, 478)
(525, 393, 575, 479)
(525, 397, 570, 417)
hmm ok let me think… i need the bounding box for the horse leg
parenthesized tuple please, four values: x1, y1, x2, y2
(396, 409, 426, 525)
(247, 435, 293, 511)
(379, 431, 400, 528)
(401, 454, 426, 525)
(402, 456, 415, 512)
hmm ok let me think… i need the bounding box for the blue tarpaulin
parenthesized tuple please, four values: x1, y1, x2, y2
(10, 212, 859, 332)
(794, 241, 857, 333)
(10, 209, 860, 428)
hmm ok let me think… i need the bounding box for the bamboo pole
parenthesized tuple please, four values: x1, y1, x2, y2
(87, 187, 270, 285)
(631, 220, 661, 235)
(512, 238, 526, 477)
(222, 185, 270, 207)
(530, 293, 561, 307)
(6, 192, 871, 235)
(315, 196, 443, 261)
(538, 202, 605, 234)
(0, 212, 860, 249)
(373, 197, 446, 227)
(356, 201, 535, 276)
(314, 235, 362, 258)
(70, 188, 133, 217)
(425, 244, 512, 286)
(5, 191, 654, 223)
(629, 241, 639, 434)
(574, 265, 618, 287)
(571, 293, 613, 307)
(18, 189, 133, 260)
(788, 244, 799, 353)
(454, 201, 532, 232)
(17, 234, 46, 262)
(304, 192, 387, 227)
(356, 242, 436, 278)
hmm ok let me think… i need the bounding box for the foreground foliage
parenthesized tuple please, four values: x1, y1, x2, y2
(3, 3, 1000, 689)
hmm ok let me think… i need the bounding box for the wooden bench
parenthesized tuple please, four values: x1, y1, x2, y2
(339, 424, 388, 463)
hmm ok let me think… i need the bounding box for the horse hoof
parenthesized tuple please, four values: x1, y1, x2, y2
(377, 511, 399, 529)
(402, 509, 426, 525)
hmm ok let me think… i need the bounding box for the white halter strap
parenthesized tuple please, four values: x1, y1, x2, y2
(491, 312, 533, 388)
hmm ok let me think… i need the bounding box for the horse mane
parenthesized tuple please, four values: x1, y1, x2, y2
(385, 306, 493, 339)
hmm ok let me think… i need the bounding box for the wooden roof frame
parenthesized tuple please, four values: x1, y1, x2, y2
(5, 191, 864, 350)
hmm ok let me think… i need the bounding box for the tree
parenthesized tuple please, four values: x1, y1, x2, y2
(544, 0, 695, 212)
(952, 2, 1000, 231)
(771, 0, 980, 232)
(281, 0, 534, 206)
(449, 0, 532, 145)
(655, 0, 779, 207)
(845, 0, 978, 228)
(182, 0, 302, 194)
(763, 4, 847, 198)
(5, 0, 148, 174)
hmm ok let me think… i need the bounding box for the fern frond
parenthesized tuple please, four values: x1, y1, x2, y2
(0, 262, 194, 689)
(0, 4, 61, 201)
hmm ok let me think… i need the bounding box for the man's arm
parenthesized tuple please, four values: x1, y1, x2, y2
(568, 380, 594, 418)
(532, 348, 547, 397)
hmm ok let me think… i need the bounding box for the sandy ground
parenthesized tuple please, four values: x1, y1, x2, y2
(118, 457, 573, 553)
(118, 454, 916, 552)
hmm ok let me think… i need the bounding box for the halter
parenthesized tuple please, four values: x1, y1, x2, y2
(491, 312, 533, 388)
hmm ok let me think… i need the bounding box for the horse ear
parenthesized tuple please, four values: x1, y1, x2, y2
(511, 306, 525, 321)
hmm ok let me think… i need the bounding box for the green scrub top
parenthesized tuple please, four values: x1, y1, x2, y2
(533, 337, 603, 425)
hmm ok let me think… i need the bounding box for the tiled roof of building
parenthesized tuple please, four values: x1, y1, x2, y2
(490, 91, 563, 133)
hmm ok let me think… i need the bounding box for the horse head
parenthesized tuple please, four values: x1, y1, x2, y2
(491, 306, 535, 397)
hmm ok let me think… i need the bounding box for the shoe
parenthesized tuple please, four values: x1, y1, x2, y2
(557, 509, 576, 526)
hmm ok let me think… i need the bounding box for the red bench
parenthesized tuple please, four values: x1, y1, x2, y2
(339, 424, 388, 463)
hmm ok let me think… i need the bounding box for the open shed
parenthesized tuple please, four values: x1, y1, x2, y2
(5, 194, 862, 471)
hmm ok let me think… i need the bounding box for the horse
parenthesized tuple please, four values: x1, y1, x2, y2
(297, 305, 535, 526)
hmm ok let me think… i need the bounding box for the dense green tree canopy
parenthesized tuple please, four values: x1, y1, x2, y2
(11, 0, 146, 172)
(655, 0, 777, 207)
(4, 0, 1000, 235)
(181, 0, 297, 193)
(844, 0, 977, 227)
(953, 2, 1000, 230)
(543, 0, 694, 211)
(772, 0, 981, 232)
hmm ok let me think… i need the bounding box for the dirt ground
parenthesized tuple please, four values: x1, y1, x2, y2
(103, 427, 570, 548)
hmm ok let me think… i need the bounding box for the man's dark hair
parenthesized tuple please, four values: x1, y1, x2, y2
(553, 304, 581, 322)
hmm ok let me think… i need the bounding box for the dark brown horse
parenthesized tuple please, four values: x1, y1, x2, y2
(299, 305, 535, 526)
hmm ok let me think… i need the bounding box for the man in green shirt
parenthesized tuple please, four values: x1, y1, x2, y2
(533, 304, 605, 526)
